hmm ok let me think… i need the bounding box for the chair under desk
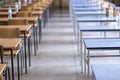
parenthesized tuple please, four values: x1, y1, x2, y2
(0, 38, 21, 80)
(83, 38, 120, 80)
(0, 25, 32, 75)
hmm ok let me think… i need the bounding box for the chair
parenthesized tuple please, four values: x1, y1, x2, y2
(0, 27, 20, 38)
(0, 27, 22, 80)
(106, 7, 109, 17)
(21, 6, 33, 13)
(17, 11, 31, 17)
(8, 18, 28, 25)
(8, 19, 32, 67)
(0, 45, 10, 80)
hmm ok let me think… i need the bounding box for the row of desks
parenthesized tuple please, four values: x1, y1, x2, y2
(72, 0, 120, 80)
(0, 0, 54, 80)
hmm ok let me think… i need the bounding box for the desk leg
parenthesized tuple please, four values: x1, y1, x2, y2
(119, 31, 120, 38)
(104, 31, 106, 38)
(80, 32, 83, 73)
(59, 0, 62, 12)
(73, 15, 76, 41)
(33, 27, 37, 56)
(76, 21, 79, 43)
(28, 37, 31, 67)
(87, 50, 90, 80)
(24, 32, 27, 74)
(77, 23, 80, 56)
(38, 18, 42, 43)
(43, 11, 46, 28)
(10, 49, 14, 80)
(47, 7, 50, 20)
(84, 45, 86, 80)
(36, 25, 38, 50)
(77, 21, 79, 53)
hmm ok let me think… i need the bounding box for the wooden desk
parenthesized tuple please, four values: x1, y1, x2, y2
(0, 38, 21, 80)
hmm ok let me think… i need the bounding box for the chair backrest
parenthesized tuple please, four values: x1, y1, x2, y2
(17, 11, 31, 17)
(21, 6, 33, 12)
(106, 7, 109, 17)
(0, 27, 20, 38)
(8, 18, 28, 25)
(0, 45, 4, 63)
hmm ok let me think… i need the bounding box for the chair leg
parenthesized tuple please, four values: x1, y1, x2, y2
(33, 27, 37, 56)
(38, 19, 42, 43)
(20, 47, 23, 74)
(7, 67, 10, 80)
(17, 53, 20, 80)
(5, 70, 7, 80)
(28, 37, 31, 67)
(36, 26, 38, 50)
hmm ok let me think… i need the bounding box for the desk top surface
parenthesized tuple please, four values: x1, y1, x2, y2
(0, 38, 21, 49)
(83, 38, 120, 49)
(74, 11, 106, 15)
(79, 25, 120, 31)
(73, 7, 101, 11)
(77, 17, 116, 22)
(73, 3, 98, 7)
(91, 64, 120, 80)
(71, 1, 96, 4)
